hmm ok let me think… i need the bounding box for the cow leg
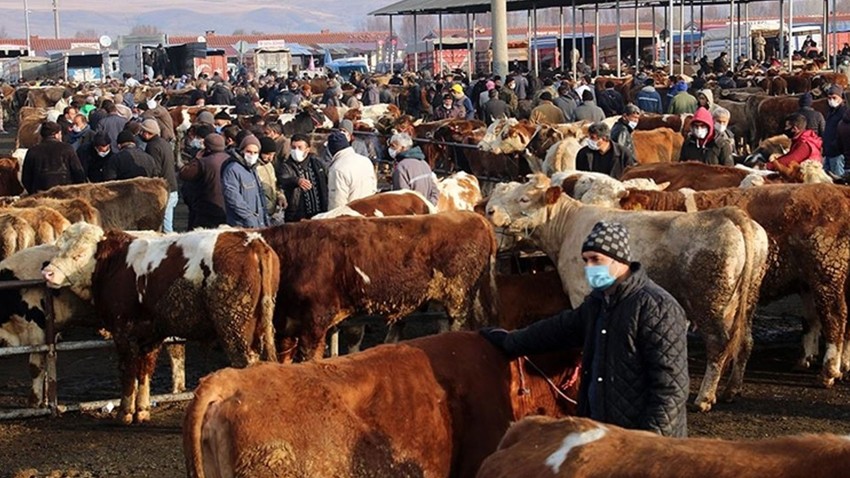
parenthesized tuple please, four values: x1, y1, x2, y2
(211, 311, 256, 368)
(341, 324, 366, 354)
(115, 343, 139, 425)
(28, 353, 45, 408)
(384, 321, 406, 343)
(797, 292, 821, 370)
(722, 315, 754, 402)
(165, 343, 186, 394)
(134, 346, 161, 424)
(808, 273, 849, 387)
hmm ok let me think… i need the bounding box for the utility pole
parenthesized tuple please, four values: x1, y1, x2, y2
(53, 0, 60, 39)
(491, 0, 508, 78)
(23, 0, 32, 54)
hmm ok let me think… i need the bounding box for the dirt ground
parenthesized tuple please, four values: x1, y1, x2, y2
(3, 131, 850, 477)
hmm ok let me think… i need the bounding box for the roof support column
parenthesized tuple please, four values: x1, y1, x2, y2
(24, 0, 32, 55)
(689, 1, 695, 65)
(472, 13, 477, 74)
(679, 0, 684, 76)
(581, 8, 586, 70)
(745, 3, 751, 59)
(729, 0, 735, 66)
(466, 12, 473, 75)
(667, 0, 673, 75)
(822, 0, 828, 61)
(788, 0, 793, 71)
(652, 5, 657, 65)
(533, 4, 539, 76)
(595, 4, 600, 76)
(559, 6, 564, 70)
(737, 1, 742, 60)
(572, 0, 577, 80)
(527, 10, 532, 73)
(700, 3, 704, 58)
(616, 0, 622, 76)
(389, 14, 394, 67)
(635, 0, 640, 70)
(779, 0, 785, 60)
(413, 14, 419, 72)
(438, 12, 444, 75)
(491, 0, 509, 79)
(833, 0, 838, 68)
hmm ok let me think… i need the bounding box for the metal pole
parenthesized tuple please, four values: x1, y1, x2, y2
(729, 0, 735, 66)
(779, 0, 785, 60)
(737, 1, 742, 60)
(581, 9, 586, 71)
(559, 6, 564, 70)
(690, 1, 695, 64)
(527, 10, 532, 73)
(635, 0, 640, 70)
(23, 0, 32, 55)
(595, 4, 600, 76)
(668, 0, 673, 75)
(43, 284, 57, 413)
(572, 0, 578, 80)
(438, 13, 444, 75)
(652, 6, 657, 65)
(745, 3, 750, 59)
(533, 5, 540, 77)
(616, 0, 622, 76)
(822, 0, 828, 61)
(413, 14, 419, 72)
(834, 0, 838, 68)
(788, 0, 793, 71)
(700, 3, 704, 58)
(679, 0, 685, 76)
(492, 0, 509, 78)
(52, 0, 60, 39)
(472, 13, 477, 74)
(466, 12, 473, 75)
(389, 15, 394, 67)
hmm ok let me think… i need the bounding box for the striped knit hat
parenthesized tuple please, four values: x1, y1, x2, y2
(581, 221, 631, 264)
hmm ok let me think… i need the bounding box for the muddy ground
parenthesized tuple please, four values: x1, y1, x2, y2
(3, 131, 850, 477)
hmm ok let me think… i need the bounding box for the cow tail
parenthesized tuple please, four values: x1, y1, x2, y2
(183, 379, 215, 478)
(255, 239, 279, 363)
(723, 207, 761, 378)
(480, 216, 500, 327)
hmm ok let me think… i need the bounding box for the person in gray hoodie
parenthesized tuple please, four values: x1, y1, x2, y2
(389, 132, 439, 206)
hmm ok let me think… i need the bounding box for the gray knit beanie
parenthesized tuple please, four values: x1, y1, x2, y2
(581, 221, 631, 264)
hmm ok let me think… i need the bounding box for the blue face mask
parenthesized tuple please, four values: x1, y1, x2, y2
(585, 264, 616, 290)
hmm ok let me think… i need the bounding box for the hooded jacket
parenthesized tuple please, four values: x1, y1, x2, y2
(220, 152, 269, 228)
(635, 86, 663, 114)
(837, 107, 850, 159)
(767, 129, 824, 171)
(697, 89, 720, 115)
(495, 264, 689, 437)
(392, 146, 439, 205)
(798, 93, 826, 136)
(680, 107, 733, 166)
(327, 146, 378, 209)
(823, 102, 848, 157)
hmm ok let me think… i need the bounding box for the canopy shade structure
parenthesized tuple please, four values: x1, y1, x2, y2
(370, 0, 768, 16)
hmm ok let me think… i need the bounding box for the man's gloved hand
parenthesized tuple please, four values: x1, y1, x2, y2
(479, 327, 510, 351)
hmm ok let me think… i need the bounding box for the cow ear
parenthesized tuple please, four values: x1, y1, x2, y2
(473, 199, 488, 216)
(617, 189, 629, 199)
(657, 181, 670, 191)
(545, 187, 562, 205)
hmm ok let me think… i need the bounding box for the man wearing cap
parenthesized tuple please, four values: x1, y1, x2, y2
(451, 84, 475, 120)
(610, 105, 641, 160)
(196, 110, 216, 128)
(140, 96, 175, 142)
(326, 130, 377, 210)
(635, 78, 663, 114)
(796, 92, 825, 136)
(823, 87, 847, 177)
(103, 130, 160, 182)
(258, 136, 285, 220)
(680, 107, 733, 166)
(178, 133, 230, 229)
(530, 91, 567, 125)
(95, 100, 129, 151)
(278, 133, 329, 222)
(221, 135, 269, 228)
(77, 132, 113, 182)
(480, 221, 689, 437)
(339, 119, 373, 160)
(668, 81, 697, 115)
(140, 119, 179, 232)
(22, 121, 86, 193)
(554, 84, 578, 122)
(482, 89, 512, 125)
(433, 93, 466, 120)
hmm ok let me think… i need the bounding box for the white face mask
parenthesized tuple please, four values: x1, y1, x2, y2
(355, 94, 363, 100)
(693, 127, 709, 140)
(97, 149, 110, 157)
(628, 120, 638, 130)
(716, 124, 728, 134)
(244, 153, 259, 166)
(72, 125, 82, 133)
(828, 99, 841, 108)
(190, 138, 203, 149)
(388, 147, 398, 159)
(146, 99, 157, 109)
(291, 149, 306, 162)
(585, 139, 599, 151)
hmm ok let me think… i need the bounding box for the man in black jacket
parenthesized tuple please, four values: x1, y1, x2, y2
(21, 121, 86, 193)
(140, 119, 179, 232)
(104, 130, 160, 181)
(481, 221, 689, 437)
(277, 133, 329, 222)
(575, 122, 635, 179)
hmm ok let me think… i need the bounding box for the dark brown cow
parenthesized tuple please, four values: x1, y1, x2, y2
(0, 158, 23, 197)
(781, 72, 814, 94)
(183, 332, 582, 478)
(496, 270, 570, 330)
(313, 190, 436, 219)
(635, 114, 686, 133)
(619, 185, 850, 386)
(812, 72, 849, 90)
(42, 224, 280, 424)
(258, 212, 499, 362)
(620, 162, 783, 190)
(29, 177, 168, 230)
(478, 415, 850, 478)
(594, 76, 634, 102)
(755, 96, 829, 142)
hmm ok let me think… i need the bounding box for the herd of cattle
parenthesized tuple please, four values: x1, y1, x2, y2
(2, 74, 850, 476)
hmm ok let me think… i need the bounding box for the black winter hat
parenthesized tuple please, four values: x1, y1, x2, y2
(327, 130, 350, 156)
(117, 130, 136, 145)
(581, 221, 631, 264)
(260, 136, 277, 155)
(799, 92, 813, 107)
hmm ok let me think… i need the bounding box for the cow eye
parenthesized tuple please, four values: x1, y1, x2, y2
(519, 196, 531, 204)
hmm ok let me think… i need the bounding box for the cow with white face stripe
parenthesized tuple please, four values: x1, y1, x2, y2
(41, 223, 280, 424)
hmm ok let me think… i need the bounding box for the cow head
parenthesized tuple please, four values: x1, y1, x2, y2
(743, 134, 791, 166)
(484, 174, 562, 241)
(479, 118, 518, 154)
(42, 223, 105, 301)
(498, 121, 540, 155)
(436, 172, 483, 212)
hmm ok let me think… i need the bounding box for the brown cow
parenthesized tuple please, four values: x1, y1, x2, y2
(0, 215, 35, 260)
(755, 96, 828, 142)
(620, 162, 783, 190)
(258, 212, 499, 362)
(25, 87, 71, 108)
(0, 158, 23, 197)
(12, 197, 100, 225)
(16, 106, 48, 148)
(312, 190, 436, 219)
(183, 332, 582, 478)
(632, 128, 684, 164)
(635, 113, 685, 133)
(478, 415, 850, 478)
(42, 224, 280, 424)
(28, 177, 168, 230)
(0, 206, 70, 246)
(497, 270, 571, 330)
(620, 185, 850, 385)
(781, 72, 814, 94)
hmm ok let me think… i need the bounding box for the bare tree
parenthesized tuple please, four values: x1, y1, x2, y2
(0, 26, 8, 39)
(130, 24, 162, 36)
(75, 29, 98, 39)
(232, 29, 246, 36)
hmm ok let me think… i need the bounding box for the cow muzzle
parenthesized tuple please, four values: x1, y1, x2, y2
(41, 265, 67, 289)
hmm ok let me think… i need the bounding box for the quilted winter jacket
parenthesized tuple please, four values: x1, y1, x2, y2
(500, 264, 689, 437)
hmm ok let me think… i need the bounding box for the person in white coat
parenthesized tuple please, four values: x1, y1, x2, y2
(326, 130, 377, 209)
